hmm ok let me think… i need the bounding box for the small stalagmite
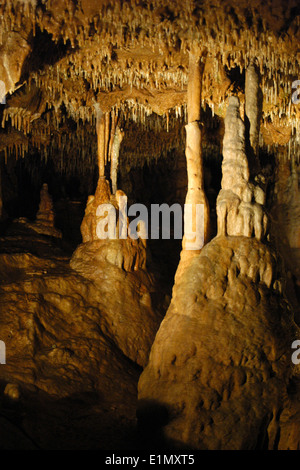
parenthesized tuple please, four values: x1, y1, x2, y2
(72, 181, 147, 273)
(36, 183, 55, 226)
(26, 183, 62, 238)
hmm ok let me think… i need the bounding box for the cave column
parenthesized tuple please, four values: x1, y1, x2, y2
(92, 104, 112, 207)
(182, 49, 210, 253)
(109, 111, 124, 195)
(95, 105, 106, 178)
(245, 62, 262, 173)
(175, 48, 210, 281)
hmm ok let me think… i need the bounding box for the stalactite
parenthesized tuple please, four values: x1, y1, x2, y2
(108, 109, 116, 163)
(245, 62, 262, 173)
(110, 126, 124, 194)
(94, 103, 105, 178)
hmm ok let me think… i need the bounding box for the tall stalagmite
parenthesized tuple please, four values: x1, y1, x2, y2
(216, 96, 268, 241)
(137, 93, 300, 450)
(176, 49, 210, 282)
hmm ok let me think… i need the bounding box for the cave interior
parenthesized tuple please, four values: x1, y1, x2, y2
(0, 0, 299, 451)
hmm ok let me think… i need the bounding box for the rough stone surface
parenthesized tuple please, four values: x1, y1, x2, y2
(138, 236, 300, 450)
(0, 223, 162, 448)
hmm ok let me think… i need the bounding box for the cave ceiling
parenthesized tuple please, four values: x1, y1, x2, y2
(0, 0, 299, 171)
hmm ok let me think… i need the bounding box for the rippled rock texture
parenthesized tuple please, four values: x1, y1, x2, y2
(138, 236, 300, 450)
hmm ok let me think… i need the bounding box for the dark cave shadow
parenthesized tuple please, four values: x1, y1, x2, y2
(0, 380, 197, 450)
(136, 399, 196, 451)
(19, 28, 75, 86)
(0, 384, 140, 450)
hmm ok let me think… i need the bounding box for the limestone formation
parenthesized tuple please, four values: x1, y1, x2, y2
(4, 383, 21, 401)
(138, 235, 300, 450)
(175, 50, 210, 283)
(0, 0, 299, 452)
(0, 30, 31, 97)
(0, 223, 162, 448)
(245, 63, 262, 168)
(137, 89, 299, 451)
(216, 96, 268, 240)
(27, 184, 62, 238)
(184, 51, 210, 248)
(110, 126, 124, 194)
(72, 179, 147, 273)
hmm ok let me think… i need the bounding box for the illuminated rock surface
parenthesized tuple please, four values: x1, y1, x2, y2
(0, 223, 162, 449)
(0, 0, 299, 451)
(138, 236, 300, 449)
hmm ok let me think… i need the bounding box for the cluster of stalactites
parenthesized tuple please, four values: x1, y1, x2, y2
(2, 108, 32, 134)
(28, 51, 300, 142)
(30, 1, 300, 71)
(0, 0, 37, 43)
(3, 139, 29, 163)
(1, 1, 298, 124)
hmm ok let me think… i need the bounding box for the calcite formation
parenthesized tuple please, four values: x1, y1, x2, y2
(183, 51, 210, 248)
(217, 96, 268, 240)
(71, 179, 147, 273)
(137, 90, 300, 451)
(245, 65, 261, 149)
(138, 236, 300, 450)
(0, 1, 299, 163)
(0, 30, 31, 97)
(110, 126, 124, 194)
(0, 219, 163, 448)
(0, 0, 299, 452)
(27, 183, 62, 238)
(175, 50, 210, 283)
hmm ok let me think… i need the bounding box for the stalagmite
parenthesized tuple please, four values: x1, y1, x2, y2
(176, 48, 210, 281)
(216, 96, 268, 241)
(27, 183, 62, 238)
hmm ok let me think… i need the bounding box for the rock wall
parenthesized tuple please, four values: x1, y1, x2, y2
(271, 158, 300, 324)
